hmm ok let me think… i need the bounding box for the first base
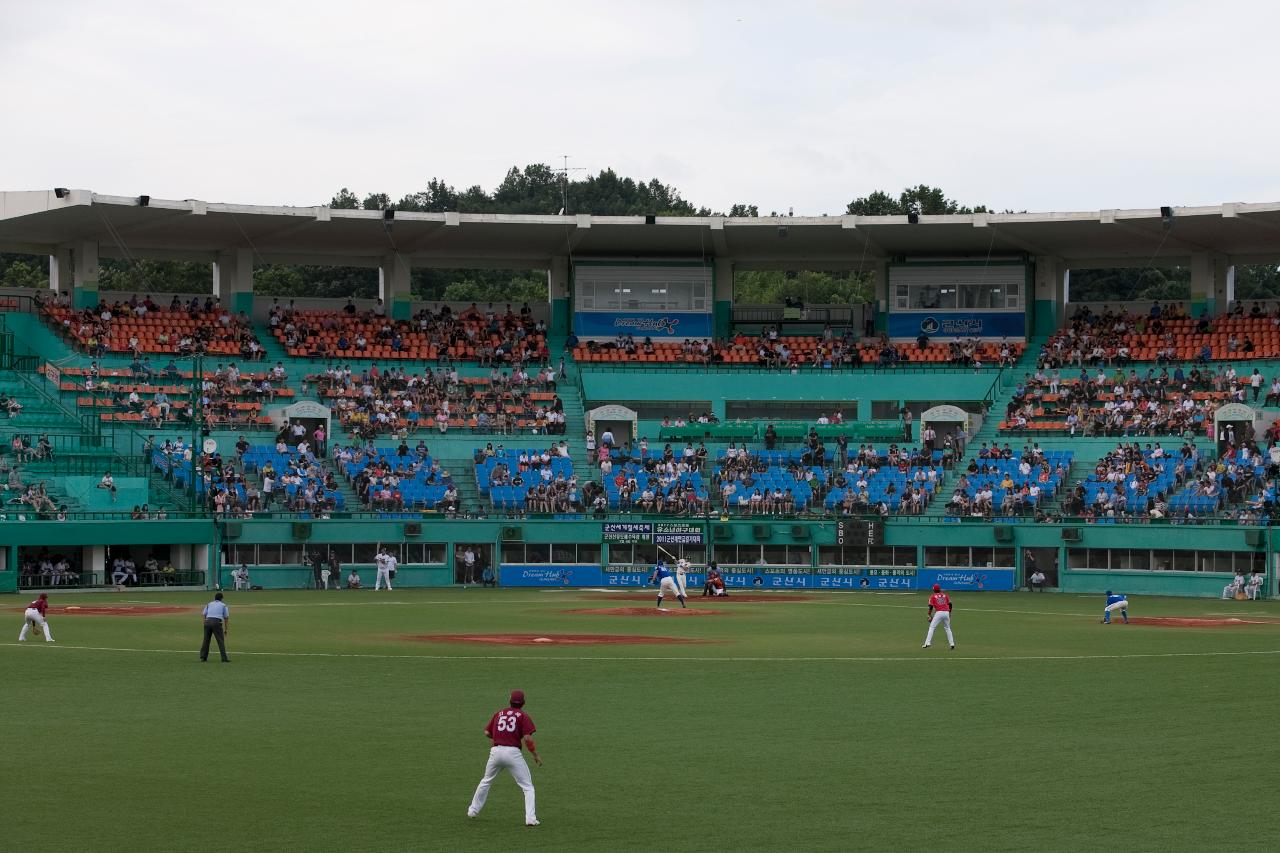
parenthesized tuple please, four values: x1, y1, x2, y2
(532, 637, 554, 643)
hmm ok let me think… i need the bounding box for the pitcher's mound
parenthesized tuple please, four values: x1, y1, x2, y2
(405, 633, 701, 645)
(566, 607, 726, 617)
(1126, 617, 1261, 628)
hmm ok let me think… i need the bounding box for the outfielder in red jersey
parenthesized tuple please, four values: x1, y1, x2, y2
(19, 593, 54, 643)
(922, 584, 955, 650)
(467, 690, 542, 826)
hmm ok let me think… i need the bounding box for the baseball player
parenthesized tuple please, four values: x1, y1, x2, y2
(18, 592, 54, 643)
(1101, 590, 1129, 624)
(374, 547, 397, 591)
(467, 689, 542, 826)
(922, 583, 955, 650)
(651, 560, 687, 610)
(674, 558, 691, 598)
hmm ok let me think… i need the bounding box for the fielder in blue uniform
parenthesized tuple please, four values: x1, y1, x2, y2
(1101, 591, 1129, 624)
(650, 560, 687, 610)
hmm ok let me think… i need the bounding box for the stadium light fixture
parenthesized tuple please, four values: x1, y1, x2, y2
(53, 187, 69, 198)
(644, 214, 656, 225)
(907, 213, 920, 224)
(1160, 206, 1174, 229)
(138, 195, 150, 206)
(383, 208, 395, 220)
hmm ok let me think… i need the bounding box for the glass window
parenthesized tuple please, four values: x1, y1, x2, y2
(1206, 552, 1234, 573)
(577, 543, 602, 565)
(761, 545, 789, 565)
(633, 543, 658, 566)
(1151, 550, 1176, 572)
(607, 544, 633, 565)
(280, 544, 305, 565)
(680, 545, 705, 563)
(1066, 548, 1091, 570)
(818, 546, 842, 566)
(787, 546, 811, 566)
(551, 545, 576, 564)
(992, 548, 1015, 568)
(924, 546, 947, 566)
(523, 544, 551, 564)
(353, 543, 379, 564)
(891, 547, 917, 567)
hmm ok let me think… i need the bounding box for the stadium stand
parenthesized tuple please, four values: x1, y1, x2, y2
(268, 301, 549, 363)
(42, 294, 265, 358)
(1042, 304, 1280, 365)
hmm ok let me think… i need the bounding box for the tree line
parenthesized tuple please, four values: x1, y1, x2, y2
(2, 169, 1278, 304)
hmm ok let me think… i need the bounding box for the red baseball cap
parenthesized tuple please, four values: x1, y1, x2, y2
(932, 584, 941, 592)
(38, 593, 48, 599)
(509, 690, 525, 706)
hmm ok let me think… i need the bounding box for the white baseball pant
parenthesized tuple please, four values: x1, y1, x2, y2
(675, 573, 689, 597)
(19, 608, 52, 642)
(469, 746, 537, 824)
(1105, 600, 1128, 613)
(659, 577, 682, 599)
(924, 610, 953, 646)
(376, 567, 393, 590)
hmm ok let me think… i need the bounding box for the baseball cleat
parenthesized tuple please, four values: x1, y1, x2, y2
(950, 645, 955, 650)
(921, 644, 929, 648)
(467, 810, 477, 819)
(526, 820, 540, 826)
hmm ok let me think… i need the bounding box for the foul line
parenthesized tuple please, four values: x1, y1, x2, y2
(833, 601, 1096, 617)
(3, 643, 1280, 664)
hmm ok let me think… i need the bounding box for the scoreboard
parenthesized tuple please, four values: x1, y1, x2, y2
(835, 520, 883, 546)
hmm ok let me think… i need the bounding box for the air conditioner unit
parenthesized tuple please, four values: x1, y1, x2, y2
(993, 525, 1013, 542)
(1244, 529, 1264, 547)
(752, 524, 772, 541)
(790, 524, 810, 540)
(1060, 527, 1081, 542)
(713, 524, 732, 541)
(404, 522, 422, 537)
(221, 520, 242, 539)
(500, 525, 523, 542)
(292, 521, 312, 540)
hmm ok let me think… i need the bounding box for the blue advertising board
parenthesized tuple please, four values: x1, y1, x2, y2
(502, 565, 1016, 591)
(574, 311, 713, 338)
(498, 565, 604, 587)
(887, 311, 1025, 339)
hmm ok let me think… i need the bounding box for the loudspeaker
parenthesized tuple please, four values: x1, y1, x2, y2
(644, 214, 657, 225)
(404, 522, 422, 537)
(54, 187, 69, 199)
(907, 212, 920, 224)
(791, 524, 810, 540)
(993, 525, 1013, 542)
(138, 195, 150, 207)
(1061, 527, 1081, 542)
(500, 525, 523, 542)
(1160, 205, 1174, 228)
(383, 208, 395, 220)
(713, 524, 732, 541)
(221, 520, 242, 539)
(752, 524, 772, 541)
(292, 521, 312, 540)
(1244, 529, 1264, 547)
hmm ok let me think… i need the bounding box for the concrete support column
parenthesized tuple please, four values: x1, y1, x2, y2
(871, 259, 890, 334)
(71, 240, 99, 310)
(549, 255, 570, 337)
(713, 259, 733, 339)
(1190, 253, 1232, 317)
(213, 248, 255, 316)
(48, 247, 73, 295)
(84, 545, 105, 586)
(378, 252, 412, 321)
(1033, 255, 1068, 336)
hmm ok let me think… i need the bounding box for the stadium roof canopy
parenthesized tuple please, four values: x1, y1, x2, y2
(2, 190, 1280, 270)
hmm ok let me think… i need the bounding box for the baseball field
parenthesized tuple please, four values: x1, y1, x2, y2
(2, 588, 1277, 853)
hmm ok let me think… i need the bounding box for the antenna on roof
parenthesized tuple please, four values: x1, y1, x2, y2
(552, 155, 587, 216)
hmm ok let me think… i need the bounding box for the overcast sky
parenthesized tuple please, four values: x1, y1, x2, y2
(2, 0, 1277, 215)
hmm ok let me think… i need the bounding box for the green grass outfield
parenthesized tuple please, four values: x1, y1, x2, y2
(2, 588, 1278, 853)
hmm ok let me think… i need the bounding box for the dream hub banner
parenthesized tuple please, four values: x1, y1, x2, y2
(574, 311, 713, 338)
(887, 311, 1025, 339)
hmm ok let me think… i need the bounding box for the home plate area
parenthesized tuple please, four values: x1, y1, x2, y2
(404, 633, 705, 645)
(565, 607, 726, 616)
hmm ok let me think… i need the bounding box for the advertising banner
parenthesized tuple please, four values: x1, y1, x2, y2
(602, 522, 704, 546)
(887, 311, 1025, 339)
(574, 311, 713, 339)
(498, 565, 605, 587)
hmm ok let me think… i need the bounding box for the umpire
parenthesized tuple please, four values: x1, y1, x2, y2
(200, 592, 231, 662)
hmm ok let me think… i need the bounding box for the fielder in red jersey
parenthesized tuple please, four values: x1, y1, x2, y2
(923, 584, 955, 649)
(467, 690, 542, 826)
(19, 593, 54, 642)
